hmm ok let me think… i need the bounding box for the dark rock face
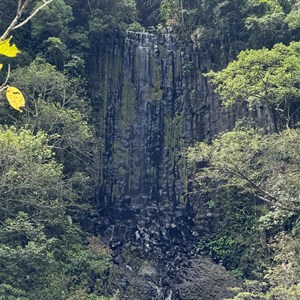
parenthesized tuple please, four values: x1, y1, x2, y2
(176, 258, 239, 300)
(91, 30, 230, 209)
(113, 257, 239, 300)
(89, 30, 261, 299)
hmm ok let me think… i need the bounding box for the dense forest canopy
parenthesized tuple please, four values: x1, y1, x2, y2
(0, 0, 300, 299)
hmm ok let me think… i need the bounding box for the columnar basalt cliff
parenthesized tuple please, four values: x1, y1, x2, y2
(89, 30, 274, 299)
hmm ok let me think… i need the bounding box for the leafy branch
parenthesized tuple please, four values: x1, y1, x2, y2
(188, 128, 300, 213)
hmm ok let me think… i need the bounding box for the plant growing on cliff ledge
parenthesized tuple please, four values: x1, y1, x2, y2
(207, 42, 300, 129)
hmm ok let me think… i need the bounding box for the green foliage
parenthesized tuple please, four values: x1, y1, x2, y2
(208, 235, 235, 259)
(197, 190, 263, 277)
(157, 0, 300, 56)
(245, 0, 289, 47)
(10, 61, 94, 175)
(31, 0, 73, 41)
(160, 0, 180, 23)
(189, 125, 300, 291)
(0, 127, 69, 220)
(188, 127, 300, 212)
(258, 209, 294, 230)
(184, 0, 300, 292)
(88, 0, 137, 36)
(7, 0, 300, 299)
(0, 1, 120, 299)
(243, 0, 300, 47)
(0, 125, 114, 299)
(0, 1, 17, 32)
(183, 0, 249, 55)
(127, 21, 145, 32)
(136, 0, 162, 26)
(0, 213, 57, 297)
(42, 37, 69, 70)
(0, 212, 114, 299)
(207, 42, 300, 127)
(285, 1, 300, 31)
(227, 281, 300, 299)
(224, 227, 300, 297)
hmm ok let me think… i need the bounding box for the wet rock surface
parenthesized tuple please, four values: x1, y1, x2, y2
(89, 30, 263, 299)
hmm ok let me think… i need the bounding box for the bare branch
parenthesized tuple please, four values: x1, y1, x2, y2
(18, 0, 22, 12)
(14, 0, 54, 31)
(1, 0, 29, 40)
(0, 1, 55, 93)
(87, 0, 92, 13)
(0, 64, 11, 92)
(224, 165, 300, 213)
(1, 0, 54, 40)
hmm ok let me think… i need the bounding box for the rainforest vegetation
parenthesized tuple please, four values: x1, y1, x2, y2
(1, 0, 300, 299)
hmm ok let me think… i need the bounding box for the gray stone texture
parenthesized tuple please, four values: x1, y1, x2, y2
(89, 30, 271, 299)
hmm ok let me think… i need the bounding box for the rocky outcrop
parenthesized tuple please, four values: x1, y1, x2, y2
(91, 30, 227, 208)
(113, 255, 239, 300)
(89, 30, 258, 299)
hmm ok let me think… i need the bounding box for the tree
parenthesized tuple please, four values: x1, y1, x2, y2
(88, 0, 137, 36)
(31, 0, 73, 42)
(245, 0, 290, 48)
(188, 126, 300, 213)
(188, 124, 300, 284)
(244, 0, 300, 48)
(42, 37, 69, 70)
(0, 117, 112, 300)
(9, 61, 95, 176)
(160, 0, 182, 26)
(0, 2, 115, 299)
(0, 0, 56, 109)
(136, 0, 162, 27)
(0, 127, 73, 220)
(207, 42, 300, 128)
(0, 0, 55, 41)
(187, 0, 250, 60)
(0, 207, 113, 300)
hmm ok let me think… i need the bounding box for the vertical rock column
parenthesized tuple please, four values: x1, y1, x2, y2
(91, 30, 237, 252)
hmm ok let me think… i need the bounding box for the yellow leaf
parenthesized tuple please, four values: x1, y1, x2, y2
(6, 86, 25, 112)
(0, 64, 2, 70)
(0, 37, 20, 58)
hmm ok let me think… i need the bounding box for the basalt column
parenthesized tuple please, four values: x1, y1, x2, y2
(90, 30, 239, 249)
(90, 31, 242, 299)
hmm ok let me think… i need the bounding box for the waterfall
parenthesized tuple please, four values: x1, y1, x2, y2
(99, 30, 189, 209)
(90, 29, 243, 300)
(89, 27, 232, 254)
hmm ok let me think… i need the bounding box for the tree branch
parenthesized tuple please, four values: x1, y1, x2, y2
(0, 1, 54, 93)
(224, 164, 300, 213)
(0, 64, 11, 92)
(1, 0, 28, 40)
(1, 0, 54, 41)
(14, 0, 54, 31)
